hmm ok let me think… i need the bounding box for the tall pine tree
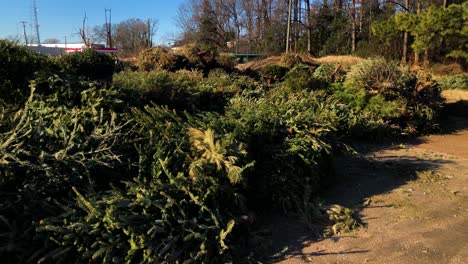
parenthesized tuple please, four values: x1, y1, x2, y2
(199, 0, 220, 50)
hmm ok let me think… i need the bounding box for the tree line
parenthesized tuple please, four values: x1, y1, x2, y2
(91, 18, 158, 56)
(176, 0, 467, 66)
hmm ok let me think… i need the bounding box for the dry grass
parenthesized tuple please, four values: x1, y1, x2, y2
(415, 170, 447, 184)
(442, 89, 468, 103)
(236, 53, 316, 71)
(314, 55, 365, 68)
(236, 56, 278, 71)
(121, 56, 137, 62)
(431, 63, 465, 77)
(236, 54, 364, 71)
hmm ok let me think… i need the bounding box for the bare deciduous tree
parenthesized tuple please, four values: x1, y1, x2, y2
(79, 13, 94, 47)
(92, 18, 158, 56)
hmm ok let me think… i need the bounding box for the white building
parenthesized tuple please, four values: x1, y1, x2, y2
(27, 43, 118, 55)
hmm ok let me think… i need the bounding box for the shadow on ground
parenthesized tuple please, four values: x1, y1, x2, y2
(437, 100, 468, 133)
(266, 101, 466, 263)
(268, 146, 452, 263)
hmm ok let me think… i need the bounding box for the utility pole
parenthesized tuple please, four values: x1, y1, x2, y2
(105, 9, 112, 48)
(286, 0, 293, 53)
(32, 0, 41, 44)
(20, 21, 28, 45)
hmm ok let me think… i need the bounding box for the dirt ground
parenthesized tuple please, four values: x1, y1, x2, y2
(272, 94, 468, 263)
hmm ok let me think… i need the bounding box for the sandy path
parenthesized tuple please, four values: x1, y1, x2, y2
(273, 99, 468, 264)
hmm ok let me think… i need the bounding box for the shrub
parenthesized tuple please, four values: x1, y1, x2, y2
(334, 58, 443, 137)
(283, 64, 319, 91)
(312, 63, 346, 87)
(115, 59, 138, 72)
(56, 49, 118, 80)
(203, 68, 258, 88)
(139, 45, 236, 74)
(217, 52, 239, 70)
(137, 47, 188, 71)
(174, 44, 204, 65)
(0, 84, 132, 262)
(202, 69, 256, 94)
(113, 70, 188, 108)
(344, 57, 405, 98)
(257, 65, 289, 83)
(0, 40, 52, 105)
(0, 48, 447, 263)
(334, 83, 406, 121)
(437, 74, 468, 90)
(36, 105, 254, 263)
(137, 46, 172, 70)
(173, 44, 218, 73)
(174, 69, 204, 83)
(364, 95, 406, 119)
(38, 178, 240, 263)
(230, 74, 259, 91)
(205, 68, 233, 86)
(0, 85, 130, 195)
(112, 69, 234, 112)
(211, 88, 343, 212)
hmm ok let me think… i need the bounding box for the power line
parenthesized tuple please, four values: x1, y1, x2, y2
(20, 21, 28, 45)
(32, 0, 40, 44)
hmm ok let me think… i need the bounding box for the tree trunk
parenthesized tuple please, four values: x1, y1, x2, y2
(334, 0, 342, 12)
(293, 0, 299, 53)
(80, 13, 91, 47)
(242, 0, 254, 51)
(414, 0, 421, 66)
(351, 0, 356, 53)
(368, 7, 373, 40)
(305, 0, 312, 54)
(359, 0, 364, 33)
(414, 51, 419, 66)
(401, 0, 409, 64)
(424, 49, 429, 67)
(262, 0, 269, 37)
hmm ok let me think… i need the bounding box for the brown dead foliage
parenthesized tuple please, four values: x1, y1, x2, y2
(314, 55, 365, 68)
(236, 53, 316, 71)
(236, 54, 364, 71)
(431, 63, 465, 77)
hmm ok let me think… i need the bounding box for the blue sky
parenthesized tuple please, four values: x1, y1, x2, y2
(0, 0, 186, 45)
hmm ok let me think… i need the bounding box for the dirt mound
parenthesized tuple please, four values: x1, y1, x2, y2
(236, 53, 316, 71)
(237, 54, 364, 71)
